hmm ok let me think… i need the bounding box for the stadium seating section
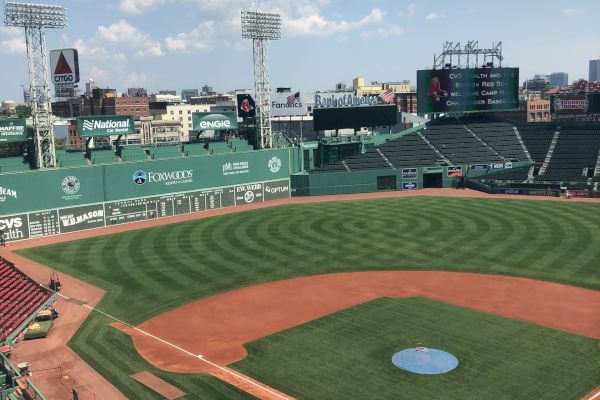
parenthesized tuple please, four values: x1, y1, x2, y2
(0, 258, 52, 342)
(535, 127, 600, 183)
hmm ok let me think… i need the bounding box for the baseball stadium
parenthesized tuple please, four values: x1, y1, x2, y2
(1, 4, 600, 400)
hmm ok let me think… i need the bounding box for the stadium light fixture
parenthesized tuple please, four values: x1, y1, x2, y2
(241, 10, 282, 149)
(4, 2, 67, 168)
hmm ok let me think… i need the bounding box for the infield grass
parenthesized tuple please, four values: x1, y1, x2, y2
(233, 297, 600, 400)
(17, 196, 600, 399)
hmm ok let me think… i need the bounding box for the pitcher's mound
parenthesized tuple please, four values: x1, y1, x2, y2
(391, 347, 458, 375)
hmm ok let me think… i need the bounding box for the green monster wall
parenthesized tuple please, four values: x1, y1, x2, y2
(0, 148, 298, 242)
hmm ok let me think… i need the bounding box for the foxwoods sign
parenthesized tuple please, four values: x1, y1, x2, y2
(314, 92, 384, 108)
(77, 115, 135, 137)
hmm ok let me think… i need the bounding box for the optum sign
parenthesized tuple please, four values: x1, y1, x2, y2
(76, 115, 135, 137)
(192, 112, 238, 131)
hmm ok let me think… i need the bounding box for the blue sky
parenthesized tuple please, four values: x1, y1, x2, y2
(1, 0, 599, 101)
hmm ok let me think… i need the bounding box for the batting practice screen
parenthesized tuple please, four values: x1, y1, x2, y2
(417, 67, 519, 114)
(313, 105, 397, 131)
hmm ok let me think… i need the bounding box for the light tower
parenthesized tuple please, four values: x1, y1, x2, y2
(241, 10, 281, 149)
(4, 2, 67, 168)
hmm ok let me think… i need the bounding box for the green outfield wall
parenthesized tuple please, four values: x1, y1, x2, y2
(0, 148, 297, 243)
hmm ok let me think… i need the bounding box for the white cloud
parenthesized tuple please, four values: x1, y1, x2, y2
(361, 25, 403, 40)
(0, 37, 26, 53)
(425, 13, 445, 21)
(126, 72, 148, 86)
(284, 8, 385, 37)
(399, 3, 416, 17)
(164, 21, 214, 52)
(0, 26, 25, 53)
(562, 8, 583, 15)
(118, 0, 171, 14)
(92, 20, 164, 57)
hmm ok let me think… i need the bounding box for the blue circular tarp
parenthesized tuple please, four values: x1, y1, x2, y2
(391, 347, 458, 375)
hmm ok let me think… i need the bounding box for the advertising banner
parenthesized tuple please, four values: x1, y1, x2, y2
(0, 168, 105, 215)
(49, 48, 80, 84)
(192, 112, 238, 131)
(264, 179, 290, 201)
(237, 94, 256, 118)
(314, 92, 384, 108)
(417, 67, 519, 113)
(58, 204, 106, 233)
(271, 92, 308, 117)
(0, 214, 29, 242)
(402, 168, 417, 179)
(470, 164, 490, 171)
(77, 115, 135, 137)
(0, 119, 26, 142)
(550, 93, 600, 113)
(498, 188, 525, 195)
(447, 166, 463, 177)
(103, 149, 290, 201)
(402, 182, 418, 190)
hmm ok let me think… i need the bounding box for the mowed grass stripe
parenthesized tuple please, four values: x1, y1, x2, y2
(233, 298, 600, 400)
(17, 196, 600, 400)
(19, 197, 600, 324)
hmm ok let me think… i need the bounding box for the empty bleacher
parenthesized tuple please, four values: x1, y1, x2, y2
(422, 119, 504, 165)
(475, 167, 530, 182)
(518, 125, 556, 164)
(120, 146, 149, 162)
(91, 149, 119, 165)
(149, 145, 183, 160)
(55, 150, 88, 167)
(0, 258, 52, 342)
(535, 127, 600, 183)
(378, 133, 442, 167)
(463, 118, 529, 161)
(183, 143, 209, 156)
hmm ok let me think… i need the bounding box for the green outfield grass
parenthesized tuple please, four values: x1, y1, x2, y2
(17, 196, 600, 399)
(233, 297, 600, 400)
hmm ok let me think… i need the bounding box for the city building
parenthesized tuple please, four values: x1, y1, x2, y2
(548, 72, 568, 88)
(152, 93, 181, 103)
(522, 75, 549, 92)
(394, 92, 418, 114)
(202, 85, 215, 95)
(85, 80, 99, 97)
(589, 59, 600, 82)
(127, 87, 148, 97)
(384, 81, 412, 93)
(181, 89, 199, 103)
(353, 77, 384, 96)
(158, 90, 177, 96)
(526, 99, 551, 122)
(519, 90, 542, 101)
(335, 82, 348, 91)
(161, 103, 211, 141)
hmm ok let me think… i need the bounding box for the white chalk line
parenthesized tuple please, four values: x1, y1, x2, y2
(58, 293, 292, 400)
(588, 389, 600, 400)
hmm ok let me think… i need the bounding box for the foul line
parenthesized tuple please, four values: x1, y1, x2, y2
(57, 293, 292, 400)
(588, 390, 600, 400)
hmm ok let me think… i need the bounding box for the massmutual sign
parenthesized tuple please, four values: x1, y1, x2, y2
(192, 112, 238, 131)
(76, 115, 135, 137)
(0, 119, 26, 142)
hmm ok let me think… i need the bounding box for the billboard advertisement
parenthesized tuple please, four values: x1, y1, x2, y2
(271, 92, 308, 117)
(0, 119, 26, 142)
(49, 48, 80, 84)
(192, 112, 238, 131)
(417, 67, 519, 113)
(237, 94, 256, 118)
(550, 93, 600, 113)
(313, 105, 397, 131)
(77, 115, 135, 137)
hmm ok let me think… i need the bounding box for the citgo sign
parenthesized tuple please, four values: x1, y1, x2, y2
(192, 112, 238, 131)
